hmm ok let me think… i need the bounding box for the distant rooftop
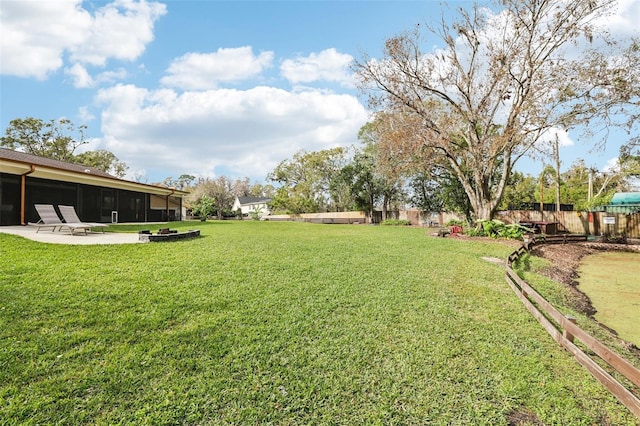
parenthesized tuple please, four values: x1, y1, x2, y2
(237, 196, 272, 204)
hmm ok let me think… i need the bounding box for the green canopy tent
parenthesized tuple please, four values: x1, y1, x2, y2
(603, 192, 640, 213)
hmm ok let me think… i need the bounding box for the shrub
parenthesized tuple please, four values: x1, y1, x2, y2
(475, 219, 530, 239)
(380, 219, 411, 226)
(249, 207, 264, 221)
(501, 223, 531, 239)
(190, 195, 215, 220)
(465, 226, 484, 237)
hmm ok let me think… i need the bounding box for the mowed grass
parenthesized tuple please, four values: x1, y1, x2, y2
(1, 221, 638, 425)
(577, 252, 640, 346)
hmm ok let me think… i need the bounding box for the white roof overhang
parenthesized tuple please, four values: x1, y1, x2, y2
(1, 159, 188, 197)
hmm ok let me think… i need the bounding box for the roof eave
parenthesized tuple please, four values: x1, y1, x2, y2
(1, 159, 188, 197)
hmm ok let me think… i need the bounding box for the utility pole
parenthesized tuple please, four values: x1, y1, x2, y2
(553, 135, 561, 212)
(539, 169, 544, 213)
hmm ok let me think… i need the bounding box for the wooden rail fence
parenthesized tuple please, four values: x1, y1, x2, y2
(505, 238, 640, 418)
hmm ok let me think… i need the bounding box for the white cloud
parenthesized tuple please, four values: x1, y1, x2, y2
(0, 0, 165, 79)
(603, 156, 621, 173)
(596, 0, 640, 38)
(160, 47, 275, 90)
(66, 63, 127, 88)
(78, 106, 96, 123)
(65, 63, 94, 88)
(94, 84, 369, 181)
(280, 48, 354, 87)
(95, 68, 130, 85)
(70, 0, 166, 66)
(538, 127, 575, 148)
(1, 0, 88, 79)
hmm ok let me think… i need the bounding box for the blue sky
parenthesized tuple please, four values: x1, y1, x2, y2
(1, 0, 638, 185)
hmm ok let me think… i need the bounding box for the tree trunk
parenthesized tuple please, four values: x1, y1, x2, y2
(369, 192, 375, 224)
(450, 167, 500, 222)
(471, 198, 495, 222)
(382, 194, 389, 220)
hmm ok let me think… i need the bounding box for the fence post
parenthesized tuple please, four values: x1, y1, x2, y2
(563, 315, 577, 343)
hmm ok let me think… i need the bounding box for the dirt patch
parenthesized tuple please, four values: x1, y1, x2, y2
(529, 241, 639, 317)
(481, 256, 506, 266)
(507, 408, 543, 426)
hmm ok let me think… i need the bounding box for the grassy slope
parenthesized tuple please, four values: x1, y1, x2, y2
(0, 221, 638, 425)
(577, 252, 640, 346)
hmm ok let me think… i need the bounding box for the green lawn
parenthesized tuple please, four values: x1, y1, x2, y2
(577, 252, 640, 346)
(1, 221, 638, 425)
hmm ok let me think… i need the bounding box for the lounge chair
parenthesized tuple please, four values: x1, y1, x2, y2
(58, 205, 109, 233)
(29, 204, 92, 235)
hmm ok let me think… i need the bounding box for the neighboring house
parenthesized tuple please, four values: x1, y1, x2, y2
(232, 196, 272, 218)
(0, 148, 189, 226)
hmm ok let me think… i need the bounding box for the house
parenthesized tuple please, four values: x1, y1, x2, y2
(232, 196, 272, 218)
(0, 147, 188, 226)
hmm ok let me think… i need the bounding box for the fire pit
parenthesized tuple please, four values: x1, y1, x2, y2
(157, 228, 178, 235)
(138, 229, 200, 242)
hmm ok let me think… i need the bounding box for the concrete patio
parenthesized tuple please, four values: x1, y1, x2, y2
(0, 225, 142, 245)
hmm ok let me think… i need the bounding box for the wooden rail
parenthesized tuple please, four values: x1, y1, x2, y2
(505, 237, 640, 418)
(526, 234, 588, 245)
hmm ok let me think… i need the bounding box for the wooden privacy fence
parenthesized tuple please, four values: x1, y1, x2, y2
(267, 211, 368, 224)
(390, 210, 640, 238)
(496, 210, 640, 239)
(264, 210, 640, 238)
(505, 238, 640, 418)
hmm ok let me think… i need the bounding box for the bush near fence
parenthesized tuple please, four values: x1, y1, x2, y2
(495, 210, 640, 239)
(400, 210, 640, 239)
(265, 210, 640, 239)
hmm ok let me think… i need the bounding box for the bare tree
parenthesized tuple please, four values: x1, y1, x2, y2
(358, 117, 408, 219)
(231, 177, 251, 197)
(187, 176, 235, 219)
(354, 0, 639, 220)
